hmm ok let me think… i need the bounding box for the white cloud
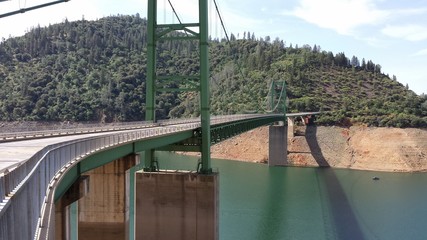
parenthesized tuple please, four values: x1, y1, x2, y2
(412, 48, 427, 57)
(394, 8, 427, 16)
(285, 0, 389, 35)
(382, 25, 427, 41)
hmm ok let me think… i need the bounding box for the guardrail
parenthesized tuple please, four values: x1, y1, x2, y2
(0, 114, 268, 143)
(0, 114, 282, 240)
(0, 121, 203, 240)
(0, 121, 158, 143)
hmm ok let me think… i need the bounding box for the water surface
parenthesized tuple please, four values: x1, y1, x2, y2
(158, 152, 427, 240)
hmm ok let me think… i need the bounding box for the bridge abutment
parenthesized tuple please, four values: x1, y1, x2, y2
(135, 170, 219, 240)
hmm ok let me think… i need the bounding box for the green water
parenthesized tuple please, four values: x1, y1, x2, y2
(157, 152, 427, 240)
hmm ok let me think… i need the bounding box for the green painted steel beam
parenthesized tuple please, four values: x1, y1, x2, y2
(145, 0, 157, 170)
(70, 201, 78, 240)
(199, 0, 211, 174)
(133, 130, 195, 152)
(161, 115, 285, 151)
(156, 88, 199, 92)
(156, 25, 199, 39)
(158, 23, 200, 29)
(159, 36, 199, 41)
(156, 145, 201, 152)
(157, 75, 200, 80)
(145, 0, 212, 173)
(79, 144, 134, 173)
(53, 115, 283, 201)
(268, 80, 287, 114)
(146, 0, 156, 123)
(54, 164, 81, 202)
(54, 129, 194, 201)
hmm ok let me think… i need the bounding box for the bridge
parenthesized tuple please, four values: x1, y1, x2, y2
(0, 113, 320, 240)
(0, 0, 321, 239)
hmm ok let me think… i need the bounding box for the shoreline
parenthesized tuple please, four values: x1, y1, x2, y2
(200, 125, 427, 173)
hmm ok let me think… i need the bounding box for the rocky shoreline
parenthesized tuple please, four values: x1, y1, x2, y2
(208, 125, 427, 172)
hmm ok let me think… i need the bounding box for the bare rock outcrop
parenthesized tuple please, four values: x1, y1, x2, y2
(210, 125, 427, 172)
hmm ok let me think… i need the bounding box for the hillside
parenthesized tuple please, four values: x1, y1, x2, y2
(208, 125, 427, 172)
(0, 14, 426, 127)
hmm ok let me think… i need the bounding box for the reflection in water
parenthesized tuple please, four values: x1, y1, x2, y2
(316, 169, 366, 240)
(157, 152, 427, 240)
(306, 125, 365, 239)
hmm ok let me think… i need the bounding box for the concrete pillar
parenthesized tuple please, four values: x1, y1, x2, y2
(135, 171, 219, 240)
(268, 125, 288, 166)
(78, 154, 138, 240)
(287, 117, 295, 139)
(55, 176, 89, 240)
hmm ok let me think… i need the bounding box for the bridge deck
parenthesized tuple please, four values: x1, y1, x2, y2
(0, 113, 320, 174)
(0, 130, 139, 174)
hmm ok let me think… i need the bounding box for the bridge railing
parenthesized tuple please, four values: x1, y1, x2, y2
(0, 121, 202, 240)
(0, 114, 267, 143)
(0, 121, 159, 143)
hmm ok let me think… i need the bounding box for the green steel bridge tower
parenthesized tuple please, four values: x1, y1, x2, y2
(145, 0, 212, 173)
(267, 80, 287, 115)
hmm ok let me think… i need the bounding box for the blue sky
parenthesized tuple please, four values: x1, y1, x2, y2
(1, 0, 426, 95)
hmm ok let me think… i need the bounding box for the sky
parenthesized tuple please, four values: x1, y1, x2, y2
(0, 0, 426, 95)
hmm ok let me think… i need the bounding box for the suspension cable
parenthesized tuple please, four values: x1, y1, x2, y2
(0, 0, 69, 19)
(167, 0, 183, 24)
(263, 81, 286, 113)
(212, 0, 245, 80)
(262, 82, 274, 112)
(212, 0, 229, 43)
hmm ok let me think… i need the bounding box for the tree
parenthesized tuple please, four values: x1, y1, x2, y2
(0, 14, 424, 127)
(335, 52, 348, 67)
(361, 58, 366, 69)
(350, 55, 360, 67)
(313, 44, 318, 53)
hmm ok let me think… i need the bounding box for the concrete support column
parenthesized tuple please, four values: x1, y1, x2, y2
(287, 117, 295, 139)
(77, 154, 138, 240)
(268, 125, 288, 166)
(135, 171, 219, 240)
(55, 176, 89, 240)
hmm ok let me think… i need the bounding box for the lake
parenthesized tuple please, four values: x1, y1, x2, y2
(157, 152, 427, 240)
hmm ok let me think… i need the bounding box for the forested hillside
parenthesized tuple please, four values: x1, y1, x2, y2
(0, 14, 426, 127)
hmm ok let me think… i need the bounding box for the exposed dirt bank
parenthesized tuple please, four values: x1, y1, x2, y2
(207, 126, 427, 172)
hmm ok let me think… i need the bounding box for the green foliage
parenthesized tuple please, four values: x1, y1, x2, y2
(0, 15, 425, 128)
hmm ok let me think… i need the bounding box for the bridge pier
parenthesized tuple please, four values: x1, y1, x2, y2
(55, 154, 138, 240)
(135, 170, 219, 240)
(55, 176, 89, 240)
(287, 117, 295, 138)
(268, 124, 288, 166)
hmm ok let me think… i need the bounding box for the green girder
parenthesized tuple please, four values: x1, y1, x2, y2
(158, 115, 286, 151)
(54, 129, 194, 202)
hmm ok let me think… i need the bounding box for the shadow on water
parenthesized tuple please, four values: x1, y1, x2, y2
(306, 125, 366, 240)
